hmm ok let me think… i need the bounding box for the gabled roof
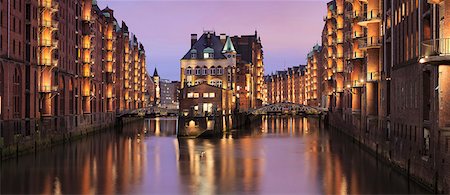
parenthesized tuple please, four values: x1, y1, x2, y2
(181, 32, 227, 60)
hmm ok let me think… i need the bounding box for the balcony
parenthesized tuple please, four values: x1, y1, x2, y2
(39, 0, 58, 12)
(359, 36, 382, 50)
(38, 58, 55, 67)
(39, 85, 58, 93)
(352, 80, 364, 88)
(419, 38, 450, 65)
(366, 72, 379, 82)
(348, 51, 366, 60)
(352, 31, 364, 39)
(357, 9, 381, 26)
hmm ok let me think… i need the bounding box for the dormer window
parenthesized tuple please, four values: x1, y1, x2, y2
(203, 47, 214, 59)
(190, 49, 197, 59)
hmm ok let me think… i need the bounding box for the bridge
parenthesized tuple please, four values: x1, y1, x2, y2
(250, 102, 327, 115)
(116, 106, 178, 118)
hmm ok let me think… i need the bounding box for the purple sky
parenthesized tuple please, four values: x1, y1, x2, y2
(98, 0, 327, 80)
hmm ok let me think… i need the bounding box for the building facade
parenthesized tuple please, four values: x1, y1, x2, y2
(179, 31, 265, 115)
(0, 0, 148, 151)
(265, 65, 307, 105)
(310, 0, 450, 192)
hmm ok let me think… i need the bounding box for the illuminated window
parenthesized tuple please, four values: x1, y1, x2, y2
(194, 105, 199, 111)
(187, 92, 194, 98)
(209, 93, 215, 98)
(193, 93, 199, 98)
(203, 93, 209, 98)
(203, 47, 214, 59)
(194, 80, 204, 85)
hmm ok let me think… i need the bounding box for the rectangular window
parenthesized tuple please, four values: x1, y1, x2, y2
(203, 93, 209, 98)
(209, 93, 215, 98)
(187, 92, 194, 98)
(193, 93, 199, 98)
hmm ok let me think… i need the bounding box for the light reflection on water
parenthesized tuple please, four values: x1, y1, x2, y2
(0, 116, 429, 194)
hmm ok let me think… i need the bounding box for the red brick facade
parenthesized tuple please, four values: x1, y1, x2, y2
(0, 0, 149, 150)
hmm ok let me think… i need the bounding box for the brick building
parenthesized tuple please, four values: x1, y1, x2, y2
(179, 31, 265, 115)
(0, 0, 148, 150)
(309, 0, 450, 192)
(265, 65, 307, 105)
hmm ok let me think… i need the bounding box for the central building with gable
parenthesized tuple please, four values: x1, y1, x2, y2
(179, 31, 237, 116)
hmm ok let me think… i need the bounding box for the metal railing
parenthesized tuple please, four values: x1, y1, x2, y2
(359, 9, 381, 23)
(352, 51, 366, 59)
(40, 85, 58, 93)
(359, 36, 382, 49)
(352, 80, 364, 88)
(366, 72, 379, 82)
(421, 38, 450, 58)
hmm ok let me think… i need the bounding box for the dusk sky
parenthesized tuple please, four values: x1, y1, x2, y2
(97, 0, 327, 80)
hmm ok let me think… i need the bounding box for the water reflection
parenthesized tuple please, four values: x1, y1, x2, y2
(0, 117, 429, 194)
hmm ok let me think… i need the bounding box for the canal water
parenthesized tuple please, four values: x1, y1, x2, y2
(1, 116, 430, 194)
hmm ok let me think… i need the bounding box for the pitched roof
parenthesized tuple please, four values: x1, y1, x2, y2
(222, 36, 236, 53)
(153, 68, 159, 77)
(181, 32, 227, 60)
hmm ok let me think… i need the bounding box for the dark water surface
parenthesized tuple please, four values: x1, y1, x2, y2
(0, 116, 430, 194)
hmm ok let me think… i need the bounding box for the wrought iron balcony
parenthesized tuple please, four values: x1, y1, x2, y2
(366, 72, 379, 82)
(352, 80, 364, 88)
(39, 85, 59, 93)
(419, 38, 450, 65)
(359, 36, 382, 50)
(358, 9, 381, 26)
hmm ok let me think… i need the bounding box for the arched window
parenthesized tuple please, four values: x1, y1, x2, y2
(59, 76, 65, 115)
(186, 67, 192, 75)
(210, 66, 216, 75)
(69, 79, 74, 114)
(13, 68, 21, 118)
(194, 79, 205, 86)
(195, 66, 201, 75)
(209, 79, 222, 88)
(217, 66, 223, 75)
(202, 66, 208, 75)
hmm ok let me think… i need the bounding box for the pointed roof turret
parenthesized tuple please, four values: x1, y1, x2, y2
(222, 36, 236, 53)
(153, 68, 159, 77)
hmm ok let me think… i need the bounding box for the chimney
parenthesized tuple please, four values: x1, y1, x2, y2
(220, 33, 226, 44)
(191, 34, 197, 47)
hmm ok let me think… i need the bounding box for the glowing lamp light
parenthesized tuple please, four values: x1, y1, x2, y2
(419, 58, 426, 64)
